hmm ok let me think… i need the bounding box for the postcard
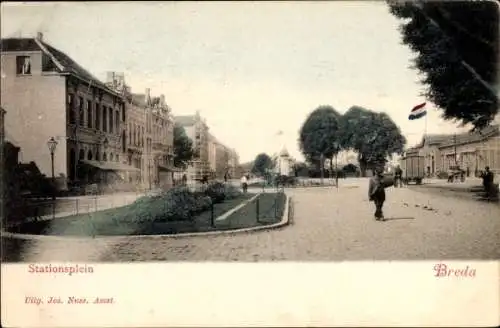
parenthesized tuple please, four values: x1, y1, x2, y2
(1, 1, 499, 326)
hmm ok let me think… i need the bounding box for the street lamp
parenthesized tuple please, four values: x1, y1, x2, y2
(47, 137, 58, 200)
(333, 141, 340, 189)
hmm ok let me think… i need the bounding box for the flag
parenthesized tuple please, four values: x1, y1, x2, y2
(408, 102, 427, 120)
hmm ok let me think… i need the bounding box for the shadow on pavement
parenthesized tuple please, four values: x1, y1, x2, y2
(384, 217, 415, 221)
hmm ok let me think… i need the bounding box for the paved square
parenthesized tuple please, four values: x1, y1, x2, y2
(3, 179, 499, 262)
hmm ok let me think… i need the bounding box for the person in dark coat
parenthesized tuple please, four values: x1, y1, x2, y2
(369, 168, 386, 221)
(481, 166, 495, 199)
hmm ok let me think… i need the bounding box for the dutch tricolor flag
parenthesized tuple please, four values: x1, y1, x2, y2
(408, 102, 427, 120)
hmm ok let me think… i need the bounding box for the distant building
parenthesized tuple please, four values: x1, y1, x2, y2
(1, 33, 134, 190)
(174, 111, 210, 181)
(273, 146, 294, 176)
(405, 124, 500, 179)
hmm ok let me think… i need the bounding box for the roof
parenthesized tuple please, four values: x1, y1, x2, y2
(1, 38, 40, 52)
(1, 38, 117, 95)
(408, 125, 499, 151)
(174, 115, 197, 126)
(279, 146, 290, 157)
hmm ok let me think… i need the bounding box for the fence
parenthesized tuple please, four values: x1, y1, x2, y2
(3, 190, 148, 229)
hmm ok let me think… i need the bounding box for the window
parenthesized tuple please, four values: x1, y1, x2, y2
(102, 107, 107, 132)
(95, 103, 101, 130)
(87, 100, 93, 128)
(121, 104, 126, 121)
(110, 153, 114, 161)
(142, 127, 145, 147)
(109, 107, 113, 133)
(103, 152, 107, 161)
(87, 150, 93, 160)
(68, 94, 76, 125)
(116, 154, 119, 162)
(78, 96, 84, 126)
(122, 131, 126, 153)
(16, 56, 31, 75)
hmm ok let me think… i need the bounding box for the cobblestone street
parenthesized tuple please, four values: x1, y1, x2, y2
(3, 179, 499, 262)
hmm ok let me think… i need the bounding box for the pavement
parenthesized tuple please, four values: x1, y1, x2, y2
(3, 177, 499, 262)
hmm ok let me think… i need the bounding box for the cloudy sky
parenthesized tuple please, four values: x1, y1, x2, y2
(1, 1, 469, 163)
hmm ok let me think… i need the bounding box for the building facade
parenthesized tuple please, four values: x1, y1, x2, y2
(106, 72, 175, 190)
(175, 111, 210, 181)
(406, 124, 500, 180)
(1, 34, 134, 191)
(150, 93, 175, 189)
(208, 133, 217, 178)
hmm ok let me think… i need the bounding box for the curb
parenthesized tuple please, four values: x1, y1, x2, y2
(0, 194, 291, 242)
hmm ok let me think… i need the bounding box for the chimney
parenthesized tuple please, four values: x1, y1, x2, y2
(160, 94, 165, 107)
(36, 32, 43, 41)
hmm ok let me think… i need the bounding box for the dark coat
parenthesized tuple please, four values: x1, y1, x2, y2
(369, 176, 386, 202)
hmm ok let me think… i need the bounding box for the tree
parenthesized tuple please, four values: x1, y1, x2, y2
(388, 1, 499, 131)
(173, 123, 194, 169)
(251, 153, 273, 176)
(293, 161, 309, 177)
(339, 106, 406, 176)
(299, 105, 342, 174)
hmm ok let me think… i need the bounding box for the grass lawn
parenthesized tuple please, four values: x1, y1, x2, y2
(10, 193, 256, 236)
(216, 192, 287, 229)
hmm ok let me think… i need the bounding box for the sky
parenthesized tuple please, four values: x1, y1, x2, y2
(1, 1, 472, 163)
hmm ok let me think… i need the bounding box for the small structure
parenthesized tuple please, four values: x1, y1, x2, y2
(273, 145, 294, 176)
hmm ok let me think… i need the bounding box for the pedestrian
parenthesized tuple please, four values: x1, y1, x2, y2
(394, 165, 403, 188)
(241, 174, 248, 194)
(368, 167, 387, 221)
(481, 166, 495, 199)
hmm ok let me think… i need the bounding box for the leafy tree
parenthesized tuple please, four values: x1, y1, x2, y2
(293, 161, 309, 177)
(388, 1, 499, 130)
(339, 106, 406, 176)
(299, 105, 342, 174)
(251, 153, 273, 176)
(173, 123, 194, 169)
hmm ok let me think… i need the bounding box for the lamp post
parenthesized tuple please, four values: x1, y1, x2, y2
(333, 142, 339, 189)
(47, 137, 58, 200)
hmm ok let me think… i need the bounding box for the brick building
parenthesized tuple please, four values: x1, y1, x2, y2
(0, 34, 137, 191)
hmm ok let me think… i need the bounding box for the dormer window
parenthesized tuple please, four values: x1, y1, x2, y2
(16, 56, 31, 75)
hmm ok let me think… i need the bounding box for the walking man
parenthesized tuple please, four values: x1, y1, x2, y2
(369, 167, 386, 221)
(241, 174, 248, 194)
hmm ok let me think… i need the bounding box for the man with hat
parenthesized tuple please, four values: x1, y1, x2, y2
(369, 167, 387, 221)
